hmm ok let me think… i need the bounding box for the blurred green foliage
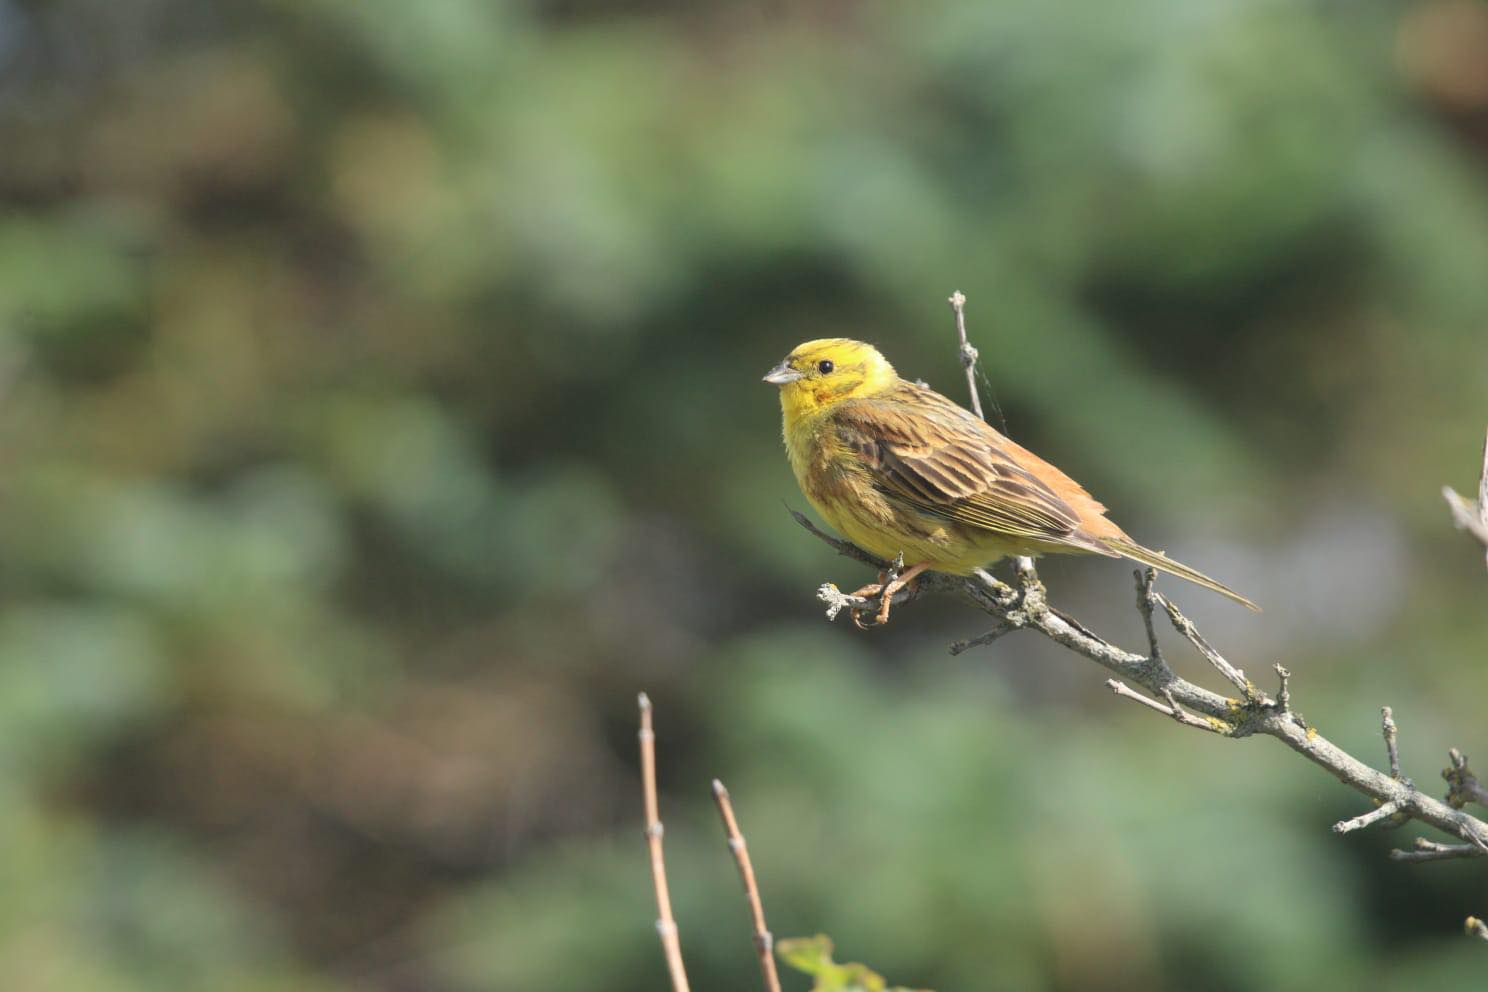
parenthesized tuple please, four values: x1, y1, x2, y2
(779, 934, 927, 991)
(4, 0, 1488, 989)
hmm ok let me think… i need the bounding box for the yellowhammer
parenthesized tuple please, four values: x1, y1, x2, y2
(764, 338, 1258, 626)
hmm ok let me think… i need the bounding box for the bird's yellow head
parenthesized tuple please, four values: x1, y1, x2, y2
(763, 339, 898, 422)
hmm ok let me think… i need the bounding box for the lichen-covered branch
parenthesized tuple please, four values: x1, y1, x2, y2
(798, 526, 1488, 858)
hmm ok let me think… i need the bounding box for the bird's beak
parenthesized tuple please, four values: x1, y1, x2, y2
(762, 362, 803, 385)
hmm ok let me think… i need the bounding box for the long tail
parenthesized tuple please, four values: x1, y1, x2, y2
(1102, 537, 1260, 612)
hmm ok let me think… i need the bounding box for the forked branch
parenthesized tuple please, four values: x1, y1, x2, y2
(637, 696, 786, 991)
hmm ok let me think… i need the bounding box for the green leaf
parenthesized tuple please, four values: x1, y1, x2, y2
(776, 934, 931, 992)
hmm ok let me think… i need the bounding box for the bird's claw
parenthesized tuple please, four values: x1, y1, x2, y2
(848, 571, 890, 629)
(847, 564, 930, 629)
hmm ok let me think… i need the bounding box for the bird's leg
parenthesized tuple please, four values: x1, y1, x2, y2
(852, 562, 932, 629)
(874, 561, 931, 624)
(848, 571, 889, 599)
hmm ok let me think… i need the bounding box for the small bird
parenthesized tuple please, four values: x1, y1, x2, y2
(764, 338, 1258, 625)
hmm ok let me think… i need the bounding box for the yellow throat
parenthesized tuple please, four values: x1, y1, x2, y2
(762, 338, 900, 426)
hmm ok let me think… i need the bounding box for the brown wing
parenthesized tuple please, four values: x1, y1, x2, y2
(834, 382, 1103, 546)
(834, 382, 1260, 609)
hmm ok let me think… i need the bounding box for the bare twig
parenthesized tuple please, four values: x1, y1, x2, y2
(949, 622, 1017, 656)
(1107, 678, 1225, 736)
(1155, 592, 1255, 700)
(950, 294, 1042, 586)
(1333, 799, 1405, 835)
(712, 780, 782, 992)
(947, 291, 983, 421)
(1135, 569, 1167, 672)
(1106, 679, 1176, 717)
(1389, 837, 1486, 863)
(635, 702, 789, 991)
(1382, 707, 1401, 781)
(1442, 427, 1488, 565)
(1273, 665, 1292, 715)
(638, 693, 690, 992)
(1160, 687, 1228, 735)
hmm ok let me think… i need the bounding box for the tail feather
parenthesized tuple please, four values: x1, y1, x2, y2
(1102, 538, 1260, 612)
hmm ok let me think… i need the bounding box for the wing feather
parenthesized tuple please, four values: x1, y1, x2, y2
(835, 384, 1085, 543)
(828, 380, 1259, 609)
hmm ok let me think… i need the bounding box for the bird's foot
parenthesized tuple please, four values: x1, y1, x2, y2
(851, 562, 931, 629)
(847, 571, 887, 629)
(847, 571, 889, 600)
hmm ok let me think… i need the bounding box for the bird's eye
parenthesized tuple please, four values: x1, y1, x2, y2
(817, 360, 834, 375)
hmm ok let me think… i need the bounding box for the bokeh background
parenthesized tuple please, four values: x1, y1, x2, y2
(4, 0, 1488, 988)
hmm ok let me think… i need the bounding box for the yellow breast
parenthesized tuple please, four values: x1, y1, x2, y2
(782, 409, 1013, 572)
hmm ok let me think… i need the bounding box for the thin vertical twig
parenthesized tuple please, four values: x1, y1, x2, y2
(712, 780, 783, 992)
(949, 290, 1035, 575)
(1273, 665, 1292, 714)
(1382, 707, 1400, 780)
(638, 693, 690, 992)
(947, 291, 984, 421)
(1135, 569, 1166, 670)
